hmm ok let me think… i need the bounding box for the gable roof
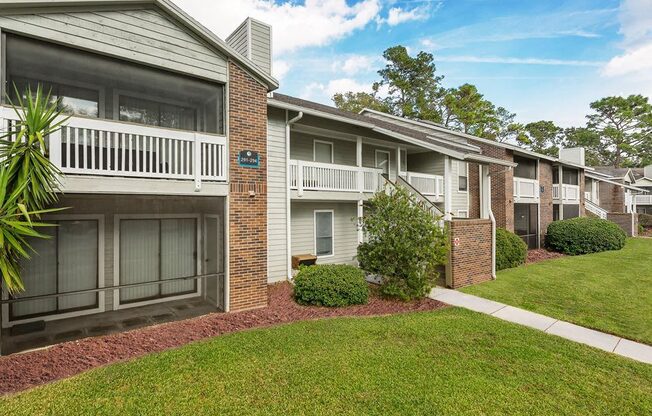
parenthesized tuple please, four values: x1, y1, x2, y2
(0, 0, 279, 90)
(268, 93, 516, 167)
(593, 166, 638, 182)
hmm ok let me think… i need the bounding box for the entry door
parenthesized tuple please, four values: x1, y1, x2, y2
(375, 150, 390, 176)
(203, 215, 224, 310)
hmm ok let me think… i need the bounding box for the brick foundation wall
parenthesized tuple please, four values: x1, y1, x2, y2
(607, 213, 638, 237)
(539, 161, 554, 246)
(600, 181, 625, 213)
(446, 219, 493, 289)
(228, 62, 269, 312)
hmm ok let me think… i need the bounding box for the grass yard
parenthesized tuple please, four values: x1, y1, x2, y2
(1, 308, 651, 416)
(463, 238, 652, 344)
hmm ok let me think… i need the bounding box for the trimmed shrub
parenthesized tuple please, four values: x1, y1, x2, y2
(293, 264, 368, 307)
(546, 217, 626, 255)
(639, 213, 652, 229)
(495, 228, 527, 271)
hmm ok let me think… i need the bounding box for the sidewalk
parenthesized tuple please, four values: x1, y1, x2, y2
(429, 287, 652, 365)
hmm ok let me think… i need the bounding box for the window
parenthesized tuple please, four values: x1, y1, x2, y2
(119, 95, 197, 131)
(514, 156, 537, 179)
(458, 161, 468, 192)
(375, 150, 391, 175)
(119, 217, 198, 305)
(10, 77, 100, 118)
(313, 140, 334, 163)
(314, 210, 334, 257)
(553, 168, 579, 185)
(12, 219, 100, 321)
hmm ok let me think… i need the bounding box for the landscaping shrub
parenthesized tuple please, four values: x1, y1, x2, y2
(293, 264, 368, 307)
(495, 228, 527, 271)
(639, 213, 652, 229)
(357, 187, 448, 301)
(546, 217, 626, 255)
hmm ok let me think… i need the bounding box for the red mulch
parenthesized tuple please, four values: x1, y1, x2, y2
(527, 249, 565, 264)
(0, 283, 444, 396)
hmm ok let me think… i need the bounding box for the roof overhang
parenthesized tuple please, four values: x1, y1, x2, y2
(268, 98, 376, 129)
(0, 0, 280, 90)
(586, 173, 648, 193)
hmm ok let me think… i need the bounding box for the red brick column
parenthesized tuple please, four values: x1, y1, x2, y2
(470, 142, 514, 231)
(446, 219, 493, 288)
(539, 161, 554, 246)
(228, 62, 268, 311)
(468, 163, 481, 218)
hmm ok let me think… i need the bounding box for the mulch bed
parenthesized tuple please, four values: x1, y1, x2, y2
(527, 249, 565, 264)
(0, 283, 444, 396)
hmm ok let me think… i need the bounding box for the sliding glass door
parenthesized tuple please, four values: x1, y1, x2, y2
(119, 217, 198, 305)
(514, 204, 539, 249)
(12, 220, 100, 321)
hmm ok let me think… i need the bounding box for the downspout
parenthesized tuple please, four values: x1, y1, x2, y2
(286, 111, 303, 281)
(488, 174, 496, 279)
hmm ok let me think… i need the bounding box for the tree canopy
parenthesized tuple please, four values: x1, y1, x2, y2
(331, 45, 651, 168)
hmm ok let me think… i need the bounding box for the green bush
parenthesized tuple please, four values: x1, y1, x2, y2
(495, 228, 527, 271)
(639, 213, 652, 229)
(293, 264, 368, 307)
(357, 187, 448, 301)
(546, 217, 626, 255)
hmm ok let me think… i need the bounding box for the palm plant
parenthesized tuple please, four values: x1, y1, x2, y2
(0, 84, 68, 294)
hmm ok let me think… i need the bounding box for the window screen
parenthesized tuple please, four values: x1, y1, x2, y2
(119, 95, 197, 131)
(514, 156, 537, 179)
(315, 211, 334, 256)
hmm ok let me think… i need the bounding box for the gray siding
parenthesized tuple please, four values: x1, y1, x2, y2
(290, 132, 356, 165)
(249, 19, 272, 75)
(291, 202, 358, 265)
(226, 20, 249, 59)
(0, 8, 228, 82)
(267, 108, 288, 282)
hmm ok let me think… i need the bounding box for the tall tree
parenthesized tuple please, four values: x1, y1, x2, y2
(517, 120, 563, 157)
(479, 106, 524, 143)
(332, 89, 389, 114)
(563, 127, 605, 166)
(442, 84, 497, 135)
(586, 95, 652, 167)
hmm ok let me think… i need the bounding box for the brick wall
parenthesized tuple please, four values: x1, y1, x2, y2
(607, 213, 638, 237)
(539, 161, 554, 246)
(228, 61, 269, 311)
(468, 163, 480, 218)
(446, 219, 493, 288)
(470, 141, 514, 231)
(599, 181, 625, 213)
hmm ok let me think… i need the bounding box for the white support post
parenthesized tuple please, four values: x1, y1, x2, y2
(558, 165, 564, 220)
(193, 133, 201, 191)
(49, 127, 62, 169)
(356, 136, 363, 192)
(357, 200, 364, 244)
(444, 156, 453, 221)
(396, 146, 401, 180)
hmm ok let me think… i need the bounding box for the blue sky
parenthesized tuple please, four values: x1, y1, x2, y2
(176, 0, 652, 127)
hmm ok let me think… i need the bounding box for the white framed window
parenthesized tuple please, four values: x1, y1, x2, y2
(375, 150, 391, 175)
(314, 210, 334, 257)
(2, 215, 105, 328)
(114, 214, 201, 310)
(458, 161, 468, 192)
(313, 140, 334, 163)
(457, 210, 469, 218)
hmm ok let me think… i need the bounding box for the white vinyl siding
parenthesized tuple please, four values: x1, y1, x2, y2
(267, 108, 288, 282)
(249, 19, 272, 75)
(291, 202, 358, 265)
(291, 132, 356, 165)
(0, 8, 228, 82)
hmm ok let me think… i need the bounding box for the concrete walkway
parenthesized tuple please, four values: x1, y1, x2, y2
(429, 287, 652, 365)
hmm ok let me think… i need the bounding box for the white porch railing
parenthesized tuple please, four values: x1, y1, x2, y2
(289, 160, 383, 194)
(585, 200, 608, 219)
(513, 178, 539, 201)
(0, 107, 227, 191)
(405, 171, 444, 200)
(636, 194, 652, 205)
(553, 184, 580, 202)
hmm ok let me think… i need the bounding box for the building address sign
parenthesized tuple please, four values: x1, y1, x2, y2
(238, 150, 260, 168)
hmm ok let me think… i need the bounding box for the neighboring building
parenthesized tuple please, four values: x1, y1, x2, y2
(633, 166, 652, 215)
(588, 166, 649, 215)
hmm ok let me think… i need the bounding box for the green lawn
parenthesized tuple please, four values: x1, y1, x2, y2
(1, 309, 651, 415)
(462, 238, 652, 344)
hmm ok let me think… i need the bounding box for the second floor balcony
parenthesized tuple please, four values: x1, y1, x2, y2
(635, 194, 652, 205)
(289, 160, 383, 195)
(553, 184, 581, 202)
(513, 177, 540, 202)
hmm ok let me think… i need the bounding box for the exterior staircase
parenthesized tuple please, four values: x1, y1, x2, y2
(381, 173, 445, 218)
(585, 199, 608, 219)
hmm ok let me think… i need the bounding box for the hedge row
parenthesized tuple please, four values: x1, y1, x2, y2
(546, 217, 626, 255)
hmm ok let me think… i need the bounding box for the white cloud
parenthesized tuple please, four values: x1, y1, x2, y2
(301, 78, 371, 102)
(273, 59, 291, 80)
(602, 0, 652, 77)
(332, 55, 377, 75)
(384, 6, 430, 26)
(438, 55, 603, 67)
(174, 0, 381, 54)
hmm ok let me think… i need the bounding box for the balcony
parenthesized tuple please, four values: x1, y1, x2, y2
(636, 194, 652, 205)
(289, 160, 383, 195)
(553, 184, 581, 202)
(1, 107, 227, 191)
(513, 178, 539, 202)
(404, 172, 444, 202)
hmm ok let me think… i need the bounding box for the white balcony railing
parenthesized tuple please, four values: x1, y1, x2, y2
(586, 200, 608, 219)
(513, 178, 539, 201)
(289, 160, 383, 194)
(0, 107, 227, 191)
(405, 172, 444, 200)
(553, 184, 580, 202)
(636, 194, 652, 205)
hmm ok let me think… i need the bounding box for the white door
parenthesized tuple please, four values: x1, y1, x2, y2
(375, 150, 390, 176)
(203, 215, 224, 310)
